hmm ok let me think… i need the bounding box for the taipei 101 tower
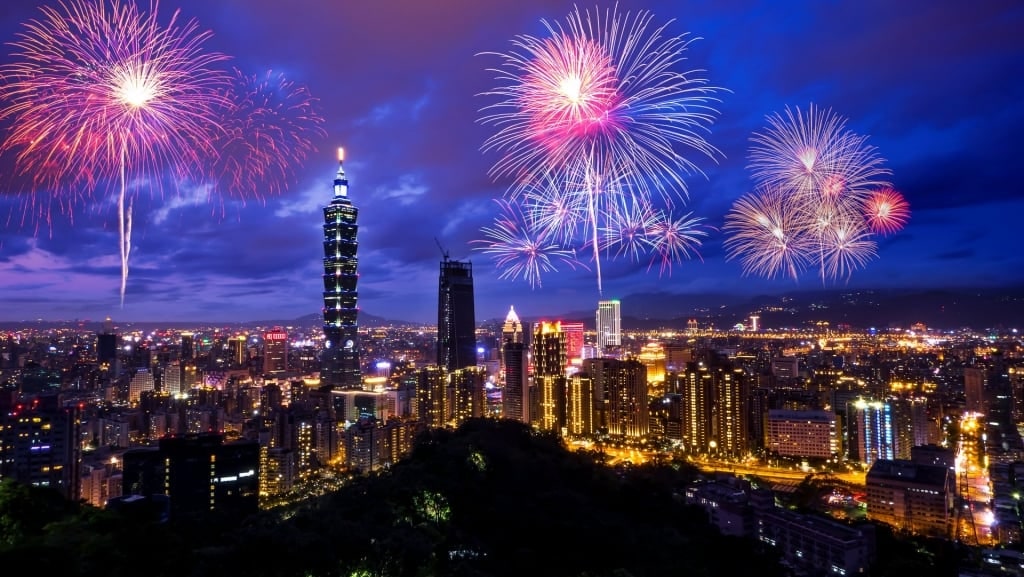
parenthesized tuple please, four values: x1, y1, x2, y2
(321, 148, 361, 390)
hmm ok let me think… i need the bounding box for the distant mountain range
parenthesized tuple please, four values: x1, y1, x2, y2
(485, 287, 1024, 332)
(2, 287, 1022, 332)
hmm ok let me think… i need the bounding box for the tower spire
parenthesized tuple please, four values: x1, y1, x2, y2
(333, 147, 348, 198)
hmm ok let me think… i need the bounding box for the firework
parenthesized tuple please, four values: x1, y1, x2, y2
(209, 68, 325, 204)
(817, 212, 877, 280)
(723, 186, 812, 281)
(725, 104, 903, 283)
(474, 200, 585, 289)
(748, 103, 891, 202)
(477, 4, 723, 292)
(0, 0, 231, 306)
(863, 187, 910, 235)
(645, 210, 707, 276)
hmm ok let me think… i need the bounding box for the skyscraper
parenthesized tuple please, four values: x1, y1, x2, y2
(322, 148, 361, 390)
(596, 299, 621, 352)
(437, 256, 476, 372)
(560, 321, 585, 365)
(180, 332, 195, 362)
(263, 328, 288, 375)
(500, 305, 529, 423)
(533, 321, 567, 432)
(97, 323, 119, 374)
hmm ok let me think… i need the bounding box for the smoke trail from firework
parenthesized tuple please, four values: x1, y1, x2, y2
(477, 4, 724, 292)
(0, 0, 231, 306)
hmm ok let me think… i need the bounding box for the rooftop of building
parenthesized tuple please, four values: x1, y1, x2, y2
(866, 459, 951, 488)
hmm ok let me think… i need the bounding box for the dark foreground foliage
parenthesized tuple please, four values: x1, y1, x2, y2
(1, 419, 785, 577)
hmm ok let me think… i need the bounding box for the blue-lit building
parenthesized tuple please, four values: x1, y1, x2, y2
(853, 399, 895, 466)
(321, 149, 362, 390)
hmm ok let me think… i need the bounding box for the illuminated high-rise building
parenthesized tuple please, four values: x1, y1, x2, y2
(321, 148, 362, 390)
(532, 321, 567, 432)
(502, 341, 528, 423)
(448, 367, 486, 426)
(500, 305, 524, 391)
(584, 358, 648, 438)
(180, 332, 195, 362)
(501, 305, 523, 347)
(713, 364, 749, 456)
(263, 328, 288, 375)
(566, 373, 594, 437)
(596, 299, 621, 352)
(229, 336, 248, 368)
(560, 321, 585, 364)
(415, 366, 447, 428)
(0, 395, 81, 501)
(853, 399, 895, 466)
(437, 256, 476, 372)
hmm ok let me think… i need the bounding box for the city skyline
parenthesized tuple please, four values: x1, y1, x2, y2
(0, 0, 1020, 324)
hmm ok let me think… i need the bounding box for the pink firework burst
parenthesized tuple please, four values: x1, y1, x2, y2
(0, 0, 231, 305)
(863, 187, 910, 235)
(210, 68, 326, 205)
(476, 4, 725, 294)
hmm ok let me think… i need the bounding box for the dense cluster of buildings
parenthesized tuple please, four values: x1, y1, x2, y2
(2, 150, 1024, 574)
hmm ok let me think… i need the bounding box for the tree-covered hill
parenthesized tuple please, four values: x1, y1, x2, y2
(2, 419, 786, 577)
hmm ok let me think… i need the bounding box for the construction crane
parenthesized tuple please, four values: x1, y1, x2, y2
(435, 237, 450, 262)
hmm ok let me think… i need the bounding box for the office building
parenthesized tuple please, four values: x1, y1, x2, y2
(122, 433, 259, 523)
(964, 366, 987, 414)
(766, 409, 838, 459)
(229, 336, 248, 368)
(866, 458, 954, 538)
(533, 321, 567, 432)
(263, 328, 289, 375)
(181, 332, 195, 362)
(0, 395, 81, 501)
(321, 148, 362, 390)
(437, 256, 476, 371)
(853, 399, 895, 466)
(560, 321, 585, 364)
(595, 299, 621, 352)
(502, 341, 528, 423)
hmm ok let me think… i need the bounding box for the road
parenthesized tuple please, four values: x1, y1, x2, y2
(595, 446, 866, 486)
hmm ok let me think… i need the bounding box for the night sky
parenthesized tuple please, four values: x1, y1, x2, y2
(0, 0, 1021, 324)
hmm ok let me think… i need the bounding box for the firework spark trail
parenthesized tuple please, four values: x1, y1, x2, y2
(477, 4, 724, 291)
(725, 104, 906, 283)
(723, 186, 812, 281)
(473, 199, 585, 289)
(645, 210, 707, 276)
